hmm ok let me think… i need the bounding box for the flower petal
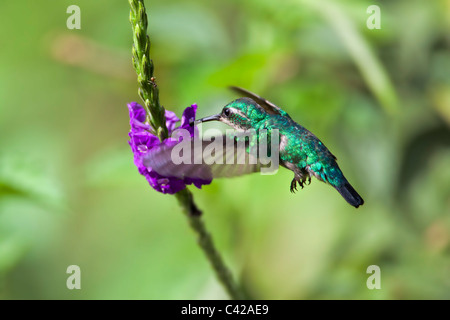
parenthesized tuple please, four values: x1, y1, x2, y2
(165, 110, 180, 133)
(128, 102, 151, 132)
(179, 104, 198, 137)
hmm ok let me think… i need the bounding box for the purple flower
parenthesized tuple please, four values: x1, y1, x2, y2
(164, 110, 180, 133)
(127, 102, 211, 194)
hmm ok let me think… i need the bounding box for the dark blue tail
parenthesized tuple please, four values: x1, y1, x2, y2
(335, 181, 364, 208)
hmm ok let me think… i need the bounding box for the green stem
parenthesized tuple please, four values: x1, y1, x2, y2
(128, 0, 245, 300)
(175, 189, 245, 299)
(129, 0, 168, 141)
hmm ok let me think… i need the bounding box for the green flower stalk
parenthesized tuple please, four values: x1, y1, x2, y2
(129, 0, 167, 141)
(128, 0, 245, 300)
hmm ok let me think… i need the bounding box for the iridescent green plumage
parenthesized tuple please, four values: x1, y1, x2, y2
(199, 87, 364, 208)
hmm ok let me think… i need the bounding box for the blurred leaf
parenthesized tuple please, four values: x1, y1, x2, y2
(208, 53, 270, 88)
(0, 235, 27, 275)
(300, 0, 399, 115)
(149, 4, 230, 62)
(0, 153, 64, 209)
(83, 145, 140, 187)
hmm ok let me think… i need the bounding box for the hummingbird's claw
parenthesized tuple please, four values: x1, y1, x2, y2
(290, 179, 298, 193)
(290, 175, 311, 193)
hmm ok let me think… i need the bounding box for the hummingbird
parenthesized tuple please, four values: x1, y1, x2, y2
(144, 87, 364, 208)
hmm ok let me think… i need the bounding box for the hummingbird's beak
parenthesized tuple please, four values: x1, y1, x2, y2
(191, 114, 221, 125)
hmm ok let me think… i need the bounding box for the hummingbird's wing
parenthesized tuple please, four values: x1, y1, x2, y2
(229, 86, 291, 118)
(142, 134, 271, 181)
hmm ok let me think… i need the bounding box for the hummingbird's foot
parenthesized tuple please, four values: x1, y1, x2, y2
(291, 173, 311, 193)
(290, 178, 306, 193)
(306, 176, 311, 185)
(290, 179, 298, 193)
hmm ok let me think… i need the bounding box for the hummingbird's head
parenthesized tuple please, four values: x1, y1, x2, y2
(195, 98, 268, 130)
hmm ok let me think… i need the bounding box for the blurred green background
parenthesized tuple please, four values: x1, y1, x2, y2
(0, 0, 449, 299)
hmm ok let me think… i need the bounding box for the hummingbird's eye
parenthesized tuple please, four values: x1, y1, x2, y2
(223, 108, 231, 117)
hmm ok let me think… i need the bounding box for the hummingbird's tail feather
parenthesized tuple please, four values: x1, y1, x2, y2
(335, 182, 364, 208)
